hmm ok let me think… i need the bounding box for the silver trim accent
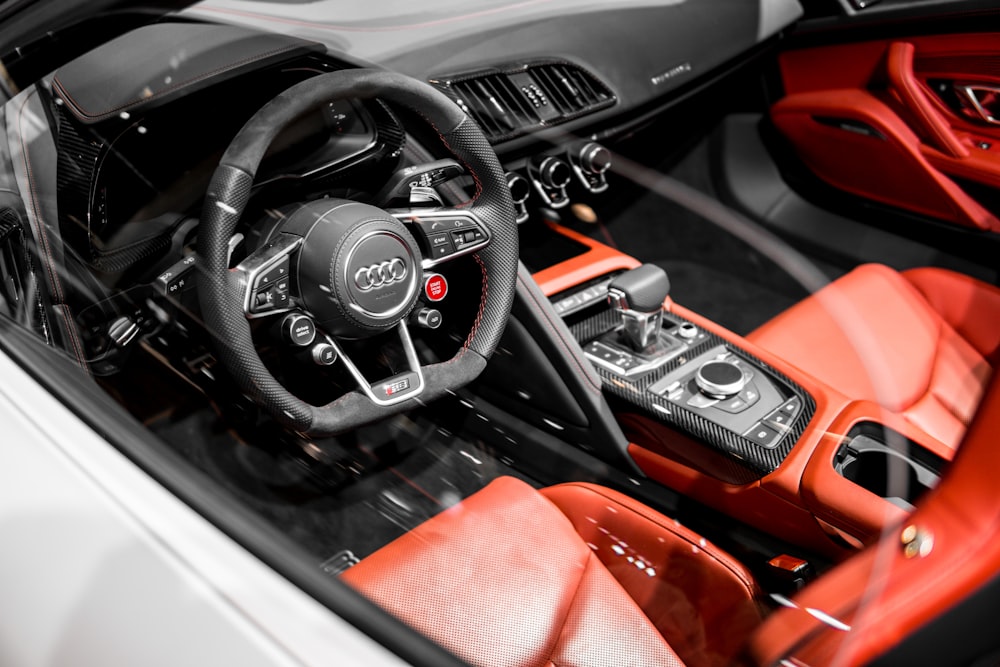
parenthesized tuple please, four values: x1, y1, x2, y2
(328, 320, 425, 407)
(695, 360, 749, 398)
(108, 316, 139, 347)
(343, 230, 419, 320)
(529, 156, 571, 209)
(958, 84, 1000, 125)
(506, 172, 531, 224)
(570, 142, 610, 194)
(609, 286, 664, 351)
(310, 342, 338, 366)
(353, 257, 407, 292)
(390, 208, 492, 270)
(414, 308, 442, 329)
(237, 234, 303, 319)
(585, 341, 678, 378)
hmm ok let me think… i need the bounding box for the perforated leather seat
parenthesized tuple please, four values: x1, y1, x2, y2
(342, 477, 763, 667)
(747, 264, 1000, 451)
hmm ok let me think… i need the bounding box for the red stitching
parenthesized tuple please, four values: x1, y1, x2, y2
(463, 253, 488, 349)
(413, 113, 482, 207)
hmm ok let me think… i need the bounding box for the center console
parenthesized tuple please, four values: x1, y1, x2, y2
(491, 144, 949, 559)
(564, 264, 816, 484)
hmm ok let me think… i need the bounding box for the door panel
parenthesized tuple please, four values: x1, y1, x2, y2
(773, 33, 1000, 231)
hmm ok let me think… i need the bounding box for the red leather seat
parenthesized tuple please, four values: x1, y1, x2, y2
(342, 476, 763, 667)
(747, 264, 1000, 452)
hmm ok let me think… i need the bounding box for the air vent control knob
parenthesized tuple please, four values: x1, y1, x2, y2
(570, 141, 611, 193)
(528, 156, 572, 209)
(578, 142, 612, 174)
(506, 172, 531, 224)
(538, 157, 572, 189)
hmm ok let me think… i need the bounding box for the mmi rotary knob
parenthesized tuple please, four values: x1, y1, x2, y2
(695, 359, 748, 399)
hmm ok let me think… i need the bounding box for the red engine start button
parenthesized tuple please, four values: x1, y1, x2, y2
(424, 273, 448, 302)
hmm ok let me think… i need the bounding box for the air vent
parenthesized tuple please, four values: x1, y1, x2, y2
(433, 61, 615, 143)
(525, 63, 613, 115)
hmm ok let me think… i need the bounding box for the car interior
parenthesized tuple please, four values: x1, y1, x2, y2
(2, 0, 1000, 665)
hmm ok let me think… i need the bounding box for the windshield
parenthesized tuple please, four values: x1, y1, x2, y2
(1, 2, 997, 666)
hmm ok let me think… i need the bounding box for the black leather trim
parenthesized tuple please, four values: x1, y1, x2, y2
(51, 23, 324, 124)
(198, 70, 517, 435)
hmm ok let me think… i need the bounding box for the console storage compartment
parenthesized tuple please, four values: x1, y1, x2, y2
(834, 423, 945, 512)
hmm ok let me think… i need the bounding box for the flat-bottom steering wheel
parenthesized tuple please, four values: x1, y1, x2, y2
(197, 69, 518, 435)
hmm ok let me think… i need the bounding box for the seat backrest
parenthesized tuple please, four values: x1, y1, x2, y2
(749, 372, 1000, 665)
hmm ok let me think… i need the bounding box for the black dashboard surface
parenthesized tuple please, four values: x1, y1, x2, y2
(184, 0, 803, 139)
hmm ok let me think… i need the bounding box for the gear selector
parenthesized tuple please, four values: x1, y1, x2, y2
(607, 264, 670, 351)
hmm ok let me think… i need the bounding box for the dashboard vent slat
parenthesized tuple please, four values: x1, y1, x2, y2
(434, 61, 615, 143)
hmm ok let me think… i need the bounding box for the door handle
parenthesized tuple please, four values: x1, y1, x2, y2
(956, 84, 1000, 125)
(886, 42, 969, 158)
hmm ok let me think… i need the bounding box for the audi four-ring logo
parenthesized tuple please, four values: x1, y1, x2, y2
(354, 258, 408, 292)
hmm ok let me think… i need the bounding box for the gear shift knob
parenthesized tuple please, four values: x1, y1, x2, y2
(608, 264, 670, 351)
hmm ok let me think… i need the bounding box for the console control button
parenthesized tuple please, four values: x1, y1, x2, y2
(687, 392, 719, 409)
(677, 322, 698, 340)
(778, 396, 802, 420)
(282, 313, 316, 347)
(311, 343, 338, 366)
(716, 382, 762, 414)
(739, 383, 760, 403)
(584, 341, 639, 372)
(695, 359, 748, 398)
(765, 408, 795, 429)
(414, 307, 443, 329)
(745, 422, 781, 448)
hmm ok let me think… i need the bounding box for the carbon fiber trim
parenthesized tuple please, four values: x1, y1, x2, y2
(571, 309, 816, 480)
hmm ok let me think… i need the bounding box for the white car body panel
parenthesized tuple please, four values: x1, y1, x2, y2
(0, 349, 408, 667)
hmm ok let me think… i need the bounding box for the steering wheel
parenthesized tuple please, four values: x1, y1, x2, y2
(197, 69, 518, 436)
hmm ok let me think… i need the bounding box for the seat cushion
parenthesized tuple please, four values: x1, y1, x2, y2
(342, 476, 761, 667)
(747, 264, 996, 450)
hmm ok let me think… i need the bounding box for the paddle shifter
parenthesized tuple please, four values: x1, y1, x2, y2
(607, 264, 670, 351)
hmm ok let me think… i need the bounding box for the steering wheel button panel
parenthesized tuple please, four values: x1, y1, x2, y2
(238, 234, 303, 319)
(392, 209, 491, 269)
(258, 259, 289, 287)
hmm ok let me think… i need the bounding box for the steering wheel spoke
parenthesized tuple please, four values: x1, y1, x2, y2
(236, 233, 303, 319)
(328, 320, 426, 406)
(198, 69, 517, 435)
(391, 206, 491, 269)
